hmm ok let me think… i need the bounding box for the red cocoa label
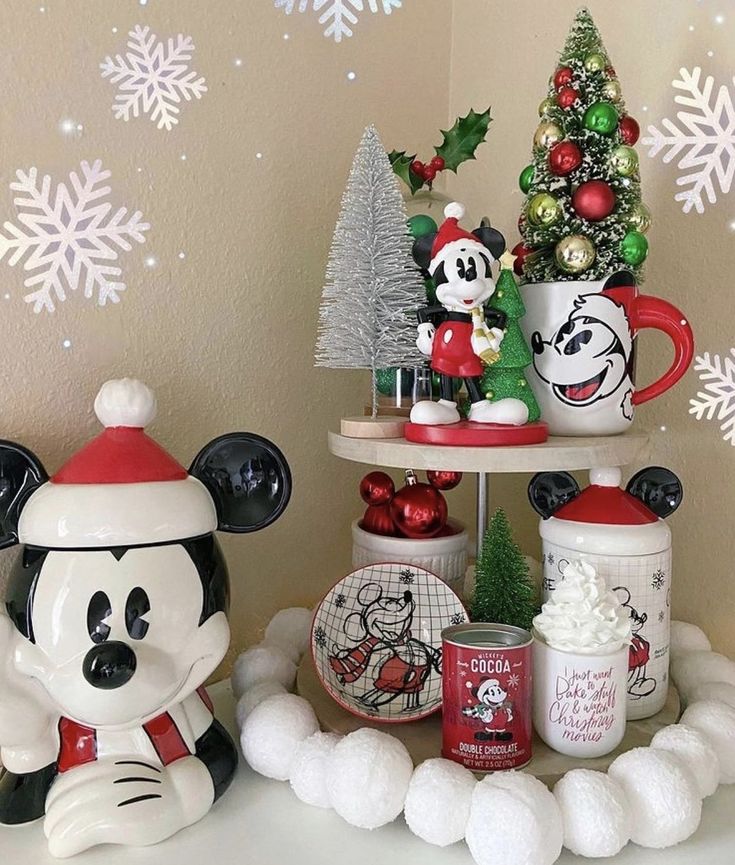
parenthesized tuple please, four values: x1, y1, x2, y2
(442, 636, 532, 772)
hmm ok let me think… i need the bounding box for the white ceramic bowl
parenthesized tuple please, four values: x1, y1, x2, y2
(351, 518, 468, 596)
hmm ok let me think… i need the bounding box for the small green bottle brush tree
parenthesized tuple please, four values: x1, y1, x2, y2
(513, 8, 651, 284)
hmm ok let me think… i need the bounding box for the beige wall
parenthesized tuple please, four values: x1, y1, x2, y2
(0, 0, 732, 669)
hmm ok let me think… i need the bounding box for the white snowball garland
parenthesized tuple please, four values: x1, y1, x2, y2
(403, 758, 476, 847)
(325, 728, 414, 829)
(554, 769, 631, 858)
(232, 612, 734, 865)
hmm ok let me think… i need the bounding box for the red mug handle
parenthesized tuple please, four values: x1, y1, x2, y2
(630, 295, 694, 406)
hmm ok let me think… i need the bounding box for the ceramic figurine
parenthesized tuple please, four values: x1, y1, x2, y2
(0, 379, 291, 857)
(409, 202, 529, 427)
(528, 465, 682, 720)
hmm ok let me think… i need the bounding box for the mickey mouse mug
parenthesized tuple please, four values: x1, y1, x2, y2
(520, 271, 694, 436)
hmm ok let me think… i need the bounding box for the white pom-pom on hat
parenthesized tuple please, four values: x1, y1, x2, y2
(94, 378, 157, 429)
(444, 202, 466, 220)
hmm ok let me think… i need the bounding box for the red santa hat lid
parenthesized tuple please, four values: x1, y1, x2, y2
(429, 202, 485, 272)
(18, 379, 217, 548)
(554, 468, 657, 526)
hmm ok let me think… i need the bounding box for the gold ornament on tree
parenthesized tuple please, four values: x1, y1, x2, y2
(528, 192, 561, 226)
(584, 52, 606, 73)
(555, 234, 596, 274)
(538, 97, 555, 117)
(610, 144, 639, 177)
(533, 120, 563, 150)
(601, 79, 622, 102)
(625, 202, 652, 234)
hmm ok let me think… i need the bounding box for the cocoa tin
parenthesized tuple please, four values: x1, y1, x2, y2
(442, 623, 532, 772)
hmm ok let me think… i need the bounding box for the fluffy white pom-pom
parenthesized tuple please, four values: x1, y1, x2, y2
(688, 680, 735, 711)
(265, 607, 313, 657)
(670, 621, 712, 656)
(325, 729, 413, 829)
(94, 378, 157, 428)
(444, 202, 466, 220)
(651, 723, 720, 798)
(403, 758, 475, 847)
(465, 776, 545, 865)
(231, 644, 296, 698)
(608, 748, 701, 848)
(235, 681, 288, 728)
(681, 699, 735, 783)
(261, 637, 301, 665)
(484, 772, 562, 864)
(240, 694, 318, 781)
(289, 732, 341, 808)
(554, 769, 631, 858)
(671, 650, 735, 699)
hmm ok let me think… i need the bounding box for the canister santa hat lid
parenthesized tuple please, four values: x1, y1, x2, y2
(18, 379, 217, 548)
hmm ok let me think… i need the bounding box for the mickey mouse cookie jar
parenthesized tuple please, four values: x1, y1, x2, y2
(528, 465, 682, 720)
(0, 379, 291, 857)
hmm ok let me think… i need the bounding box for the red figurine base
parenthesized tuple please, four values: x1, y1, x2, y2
(404, 420, 549, 447)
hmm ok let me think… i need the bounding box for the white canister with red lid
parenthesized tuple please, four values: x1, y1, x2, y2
(528, 466, 683, 720)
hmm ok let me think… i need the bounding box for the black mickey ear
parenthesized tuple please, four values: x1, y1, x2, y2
(0, 441, 48, 549)
(528, 471, 581, 519)
(626, 466, 683, 519)
(472, 226, 506, 261)
(412, 233, 436, 271)
(602, 270, 637, 289)
(190, 433, 291, 533)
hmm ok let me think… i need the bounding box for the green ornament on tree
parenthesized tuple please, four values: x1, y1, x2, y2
(408, 214, 438, 239)
(583, 101, 619, 134)
(471, 508, 537, 630)
(480, 256, 541, 422)
(620, 230, 648, 265)
(519, 164, 535, 194)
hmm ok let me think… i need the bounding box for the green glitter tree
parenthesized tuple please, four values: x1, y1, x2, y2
(481, 255, 541, 422)
(471, 508, 536, 630)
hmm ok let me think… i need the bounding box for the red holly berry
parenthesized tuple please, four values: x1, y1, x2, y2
(430, 156, 446, 171)
(423, 165, 437, 183)
(410, 160, 425, 177)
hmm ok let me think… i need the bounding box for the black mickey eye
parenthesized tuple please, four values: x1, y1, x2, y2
(87, 591, 112, 644)
(125, 587, 150, 640)
(456, 258, 466, 279)
(563, 329, 593, 354)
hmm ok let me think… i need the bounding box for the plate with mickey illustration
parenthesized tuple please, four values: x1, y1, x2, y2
(311, 562, 468, 723)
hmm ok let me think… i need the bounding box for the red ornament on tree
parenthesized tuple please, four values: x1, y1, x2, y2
(548, 141, 583, 176)
(390, 470, 447, 539)
(572, 180, 616, 221)
(427, 470, 463, 491)
(361, 504, 398, 536)
(359, 471, 395, 506)
(553, 66, 573, 90)
(511, 241, 533, 276)
(619, 115, 640, 145)
(557, 86, 579, 109)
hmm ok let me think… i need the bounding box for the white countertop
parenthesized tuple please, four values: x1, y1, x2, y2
(2, 681, 734, 865)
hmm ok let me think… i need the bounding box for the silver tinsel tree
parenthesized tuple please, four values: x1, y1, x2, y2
(314, 124, 425, 416)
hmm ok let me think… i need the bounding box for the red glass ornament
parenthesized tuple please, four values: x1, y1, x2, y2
(359, 471, 395, 506)
(572, 180, 616, 221)
(427, 469, 463, 491)
(390, 471, 447, 539)
(548, 141, 583, 176)
(619, 116, 640, 146)
(557, 86, 579, 109)
(553, 66, 573, 90)
(361, 504, 398, 536)
(605, 65, 617, 78)
(511, 242, 533, 276)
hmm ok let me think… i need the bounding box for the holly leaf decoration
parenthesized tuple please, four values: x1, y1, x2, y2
(388, 149, 423, 195)
(435, 108, 492, 173)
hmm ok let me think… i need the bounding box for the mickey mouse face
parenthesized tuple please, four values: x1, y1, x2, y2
(14, 543, 229, 727)
(433, 247, 496, 310)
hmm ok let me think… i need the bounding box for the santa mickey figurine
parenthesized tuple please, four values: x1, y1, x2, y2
(411, 202, 529, 427)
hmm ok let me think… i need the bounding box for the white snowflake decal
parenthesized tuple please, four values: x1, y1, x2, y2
(643, 67, 735, 213)
(0, 160, 149, 314)
(100, 25, 207, 131)
(690, 349, 735, 445)
(274, 0, 401, 43)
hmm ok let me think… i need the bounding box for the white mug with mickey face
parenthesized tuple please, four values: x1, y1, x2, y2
(520, 272, 694, 436)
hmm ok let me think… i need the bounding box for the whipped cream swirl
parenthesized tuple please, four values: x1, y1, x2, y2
(533, 560, 632, 654)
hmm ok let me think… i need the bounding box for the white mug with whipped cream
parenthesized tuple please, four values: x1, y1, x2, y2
(532, 560, 632, 758)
